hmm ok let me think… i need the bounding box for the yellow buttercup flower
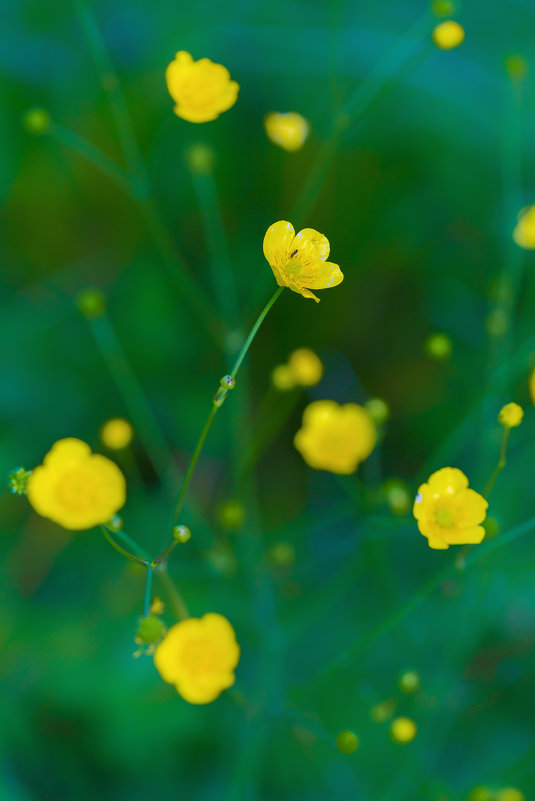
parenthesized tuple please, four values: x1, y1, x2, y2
(496, 789, 525, 801)
(165, 51, 239, 123)
(413, 467, 487, 550)
(294, 400, 376, 474)
(263, 221, 343, 302)
(390, 717, 417, 744)
(154, 613, 240, 704)
(288, 348, 323, 386)
(513, 206, 535, 248)
(100, 418, 134, 449)
(264, 112, 309, 151)
(498, 402, 523, 428)
(432, 20, 465, 49)
(27, 438, 126, 531)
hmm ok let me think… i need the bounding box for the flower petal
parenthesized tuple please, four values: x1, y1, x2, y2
(304, 261, 344, 289)
(293, 228, 330, 263)
(263, 221, 295, 269)
(444, 525, 486, 545)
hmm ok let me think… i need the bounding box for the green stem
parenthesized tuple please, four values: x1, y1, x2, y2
(157, 565, 189, 620)
(483, 427, 510, 499)
(100, 525, 147, 566)
(166, 286, 284, 539)
(143, 566, 153, 617)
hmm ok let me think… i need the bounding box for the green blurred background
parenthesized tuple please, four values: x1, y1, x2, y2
(2, 0, 535, 799)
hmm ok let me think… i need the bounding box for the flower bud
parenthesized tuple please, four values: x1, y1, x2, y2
(7, 467, 32, 496)
(173, 524, 191, 543)
(335, 730, 359, 754)
(217, 499, 246, 531)
(390, 716, 417, 744)
(498, 402, 523, 429)
(398, 670, 421, 694)
(135, 615, 166, 645)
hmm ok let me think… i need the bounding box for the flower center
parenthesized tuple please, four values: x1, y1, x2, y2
(284, 259, 303, 279)
(182, 639, 216, 674)
(435, 507, 455, 527)
(56, 470, 96, 512)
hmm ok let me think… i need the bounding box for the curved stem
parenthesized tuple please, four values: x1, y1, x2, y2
(100, 526, 147, 566)
(483, 427, 510, 499)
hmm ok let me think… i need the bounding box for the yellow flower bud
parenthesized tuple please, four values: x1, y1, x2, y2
(335, 730, 360, 754)
(264, 112, 309, 152)
(467, 787, 495, 801)
(165, 51, 239, 123)
(288, 348, 323, 386)
(513, 205, 535, 249)
(390, 716, 417, 744)
(100, 418, 134, 450)
(173, 524, 191, 543)
(432, 20, 465, 50)
(498, 402, 523, 428)
(398, 670, 421, 694)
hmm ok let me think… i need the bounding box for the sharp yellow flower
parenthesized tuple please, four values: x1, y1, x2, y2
(27, 438, 126, 531)
(432, 20, 465, 49)
(498, 402, 523, 428)
(288, 348, 323, 386)
(165, 51, 239, 123)
(413, 467, 487, 550)
(100, 417, 134, 450)
(264, 112, 309, 151)
(294, 400, 376, 474)
(263, 221, 343, 302)
(154, 613, 240, 704)
(513, 205, 535, 249)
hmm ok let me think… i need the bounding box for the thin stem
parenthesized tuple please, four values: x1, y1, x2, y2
(230, 287, 284, 381)
(143, 566, 153, 617)
(151, 538, 179, 568)
(100, 525, 147, 566)
(104, 524, 151, 561)
(483, 427, 510, 499)
(157, 565, 189, 620)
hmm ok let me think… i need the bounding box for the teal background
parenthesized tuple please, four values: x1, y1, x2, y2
(2, 1, 535, 799)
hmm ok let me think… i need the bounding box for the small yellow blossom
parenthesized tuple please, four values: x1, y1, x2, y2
(390, 716, 417, 744)
(154, 613, 240, 704)
(294, 400, 376, 474)
(264, 112, 309, 151)
(288, 348, 323, 386)
(335, 730, 360, 754)
(513, 206, 535, 248)
(100, 418, 134, 450)
(165, 51, 239, 123)
(271, 363, 297, 390)
(263, 221, 343, 302)
(413, 467, 487, 550)
(498, 402, 523, 428)
(432, 20, 465, 50)
(27, 438, 126, 531)
(496, 789, 525, 801)
(467, 787, 495, 801)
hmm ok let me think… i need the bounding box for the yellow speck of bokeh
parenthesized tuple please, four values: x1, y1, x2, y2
(413, 467, 487, 550)
(23, 107, 51, 135)
(154, 613, 240, 704)
(513, 205, 535, 249)
(264, 112, 310, 151)
(390, 716, 417, 744)
(383, 479, 411, 516)
(217, 499, 246, 531)
(288, 348, 323, 386)
(165, 51, 239, 123)
(295, 400, 376, 474)
(432, 20, 465, 50)
(263, 221, 343, 302)
(271, 364, 297, 390)
(425, 332, 452, 360)
(496, 789, 525, 801)
(27, 438, 126, 531)
(76, 288, 106, 319)
(498, 402, 523, 429)
(505, 55, 528, 82)
(269, 541, 296, 567)
(398, 670, 421, 694)
(431, 0, 456, 17)
(335, 730, 360, 754)
(100, 418, 134, 450)
(467, 787, 495, 801)
(529, 366, 535, 405)
(370, 698, 397, 723)
(185, 143, 215, 173)
(365, 397, 390, 425)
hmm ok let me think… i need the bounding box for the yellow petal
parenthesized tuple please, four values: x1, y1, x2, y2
(444, 525, 486, 545)
(263, 221, 295, 269)
(296, 286, 320, 302)
(427, 467, 468, 494)
(293, 228, 330, 263)
(305, 261, 344, 289)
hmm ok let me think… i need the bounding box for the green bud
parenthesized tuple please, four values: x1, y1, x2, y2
(486, 309, 508, 339)
(135, 615, 165, 645)
(425, 332, 452, 360)
(382, 479, 411, 516)
(173, 524, 191, 543)
(467, 788, 495, 801)
(107, 515, 123, 532)
(398, 670, 421, 694)
(365, 397, 390, 425)
(220, 374, 235, 390)
(370, 698, 397, 723)
(505, 55, 528, 82)
(23, 107, 51, 135)
(185, 143, 215, 174)
(76, 288, 106, 319)
(7, 467, 32, 496)
(217, 499, 246, 531)
(335, 730, 359, 754)
(431, 0, 455, 17)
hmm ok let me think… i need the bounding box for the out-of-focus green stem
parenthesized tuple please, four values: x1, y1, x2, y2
(483, 426, 510, 499)
(100, 525, 147, 566)
(143, 566, 153, 617)
(157, 564, 189, 621)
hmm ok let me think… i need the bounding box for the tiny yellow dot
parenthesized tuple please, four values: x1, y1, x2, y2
(100, 418, 134, 449)
(390, 716, 417, 743)
(432, 20, 465, 50)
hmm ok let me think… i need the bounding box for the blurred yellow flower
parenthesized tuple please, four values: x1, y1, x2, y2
(271, 363, 297, 390)
(413, 467, 487, 550)
(496, 789, 525, 801)
(498, 402, 523, 428)
(513, 206, 535, 249)
(264, 112, 309, 151)
(263, 221, 343, 302)
(100, 418, 134, 449)
(432, 20, 465, 49)
(165, 51, 239, 123)
(27, 438, 126, 530)
(390, 717, 417, 743)
(154, 613, 240, 704)
(294, 400, 376, 474)
(288, 348, 323, 386)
